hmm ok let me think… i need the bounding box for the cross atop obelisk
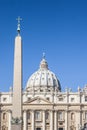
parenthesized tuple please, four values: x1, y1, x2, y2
(16, 16, 22, 35)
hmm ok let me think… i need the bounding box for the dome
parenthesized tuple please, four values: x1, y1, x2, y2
(26, 56, 61, 92)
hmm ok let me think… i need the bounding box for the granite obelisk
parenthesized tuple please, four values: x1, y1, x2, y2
(12, 17, 22, 130)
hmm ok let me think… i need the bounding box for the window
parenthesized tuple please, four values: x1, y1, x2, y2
(35, 111, 41, 120)
(40, 90, 43, 92)
(46, 123, 49, 125)
(3, 113, 6, 120)
(71, 98, 74, 102)
(59, 128, 63, 130)
(28, 122, 31, 125)
(71, 113, 75, 120)
(28, 98, 31, 101)
(46, 98, 50, 101)
(85, 112, 87, 120)
(27, 111, 31, 120)
(46, 111, 49, 120)
(36, 128, 41, 130)
(3, 98, 7, 102)
(58, 111, 63, 120)
(85, 96, 87, 102)
(59, 122, 63, 125)
(59, 98, 63, 101)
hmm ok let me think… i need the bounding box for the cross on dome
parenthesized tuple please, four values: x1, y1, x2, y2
(42, 52, 45, 59)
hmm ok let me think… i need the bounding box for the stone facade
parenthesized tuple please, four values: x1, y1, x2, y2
(1, 88, 87, 130)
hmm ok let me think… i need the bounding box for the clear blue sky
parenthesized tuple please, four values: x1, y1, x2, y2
(0, 0, 87, 92)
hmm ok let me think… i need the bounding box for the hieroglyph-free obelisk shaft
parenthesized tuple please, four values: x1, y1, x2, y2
(12, 17, 22, 130)
(13, 35, 22, 118)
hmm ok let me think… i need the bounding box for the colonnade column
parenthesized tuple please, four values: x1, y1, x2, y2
(43, 111, 45, 130)
(65, 110, 68, 130)
(32, 110, 35, 130)
(54, 111, 57, 130)
(23, 110, 27, 130)
(8, 110, 11, 130)
(50, 110, 53, 130)
(77, 111, 82, 130)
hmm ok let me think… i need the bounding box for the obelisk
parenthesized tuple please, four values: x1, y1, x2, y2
(12, 17, 22, 130)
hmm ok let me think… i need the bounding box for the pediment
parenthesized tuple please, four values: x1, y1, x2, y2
(24, 97, 52, 104)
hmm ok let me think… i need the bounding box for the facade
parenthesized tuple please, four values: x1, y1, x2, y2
(0, 20, 87, 130)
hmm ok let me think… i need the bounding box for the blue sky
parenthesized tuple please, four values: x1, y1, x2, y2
(0, 0, 87, 92)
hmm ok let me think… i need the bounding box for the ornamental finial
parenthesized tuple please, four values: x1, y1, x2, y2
(16, 16, 22, 35)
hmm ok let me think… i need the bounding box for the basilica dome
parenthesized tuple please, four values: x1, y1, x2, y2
(26, 56, 61, 92)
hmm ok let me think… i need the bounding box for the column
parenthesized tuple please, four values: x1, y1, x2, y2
(65, 110, 68, 130)
(23, 110, 27, 130)
(32, 110, 35, 130)
(50, 110, 53, 130)
(8, 110, 11, 130)
(43, 111, 45, 130)
(77, 111, 82, 130)
(54, 111, 57, 130)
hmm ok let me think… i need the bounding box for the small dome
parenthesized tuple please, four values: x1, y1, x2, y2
(26, 57, 61, 92)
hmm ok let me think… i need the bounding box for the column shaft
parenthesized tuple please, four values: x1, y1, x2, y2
(50, 111, 53, 130)
(54, 111, 57, 130)
(23, 111, 27, 130)
(65, 111, 68, 130)
(32, 111, 34, 130)
(8, 111, 11, 130)
(43, 111, 45, 130)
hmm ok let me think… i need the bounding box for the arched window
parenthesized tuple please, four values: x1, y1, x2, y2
(71, 113, 75, 120)
(3, 113, 6, 120)
(46, 111, 49, 120)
